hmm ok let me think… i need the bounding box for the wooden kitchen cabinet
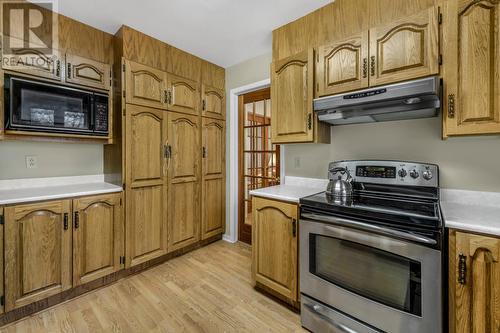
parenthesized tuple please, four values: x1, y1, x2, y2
(125, 104, 168, 267)
(369, 6, 439, 86)
(252, 197, 299, 304)
(2, 40, 62, 81)
(202, 84, 225, 120)
(449, 230, 500, 333)
(72, 193, 123, 286)
(124, 59, 168, 109)
(316, 31, 369, 97)
(167, 74, 200, 115)
(201, 118, 225, 240)
(271, 49, 329, 144)
(167, 112, 201, 252)
(4, 200, 72, 311)
(65, 53, 111, 90)
(443, 0, 500, 137)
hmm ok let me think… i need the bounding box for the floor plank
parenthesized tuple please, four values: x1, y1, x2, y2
(1, 241, 306, 333)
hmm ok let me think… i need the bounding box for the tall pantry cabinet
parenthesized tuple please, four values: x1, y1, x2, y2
(109, 26, 225, 267)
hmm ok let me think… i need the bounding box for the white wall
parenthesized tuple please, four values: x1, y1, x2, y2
(285, 117, 500, 191)
(0, 141, 103, 180)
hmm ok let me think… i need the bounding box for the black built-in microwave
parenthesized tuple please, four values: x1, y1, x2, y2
(4, 75, 109, 136)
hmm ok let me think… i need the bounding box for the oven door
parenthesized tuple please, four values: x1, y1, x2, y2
(300, 214, 442, 333)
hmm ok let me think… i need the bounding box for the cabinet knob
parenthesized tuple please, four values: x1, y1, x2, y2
(362, 58, 368, 78)
(74, 211, 80, 229)
(63, 213, 68, 230)
(458, 253, 467, 284)
(292, 218, 297, 237)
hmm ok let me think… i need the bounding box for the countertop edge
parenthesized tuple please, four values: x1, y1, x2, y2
(0, 185, 123, 206)
(249, 191, 300, 203)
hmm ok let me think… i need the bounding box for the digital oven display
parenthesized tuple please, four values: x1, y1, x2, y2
(356, 166, 396, 178)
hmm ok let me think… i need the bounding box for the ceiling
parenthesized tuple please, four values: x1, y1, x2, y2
(50, 0, 332, 68)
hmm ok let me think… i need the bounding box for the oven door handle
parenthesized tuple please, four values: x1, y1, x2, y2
(303, 302, 359, 333)
(301, 213, 437, 245)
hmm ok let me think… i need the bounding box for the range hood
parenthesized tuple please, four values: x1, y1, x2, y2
(314, 76, 441, 125)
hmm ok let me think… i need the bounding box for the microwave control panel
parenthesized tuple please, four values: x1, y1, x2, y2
(94, 101, 108, 133)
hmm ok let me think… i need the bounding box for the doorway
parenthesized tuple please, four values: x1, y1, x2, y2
(238, 88, 280, 244)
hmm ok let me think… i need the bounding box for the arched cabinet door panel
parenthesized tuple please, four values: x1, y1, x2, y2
(271, 49, 325, 144)
(167, 73, 200, 115)
(369, 6, 439, 86)
(443, 0, 500, 137)
(201, 118, 225, 240)
(72, 193, 123, 286)
(202, 85, 225, 120)
(317, 31, 369, 96)
(65, 54, 111, 90)
(4, 200, 72, 311)
(252, 197, 298, 302)
(167, 112, 201, 252)
(125, 59, 168, 109)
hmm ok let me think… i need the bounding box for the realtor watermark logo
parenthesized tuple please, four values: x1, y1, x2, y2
(2, 0, 59, 71)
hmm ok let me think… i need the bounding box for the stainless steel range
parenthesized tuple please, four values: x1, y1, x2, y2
(299, 160, 444, 333)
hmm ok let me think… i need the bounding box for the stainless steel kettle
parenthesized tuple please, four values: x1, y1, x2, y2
(327, 167, 353, 197)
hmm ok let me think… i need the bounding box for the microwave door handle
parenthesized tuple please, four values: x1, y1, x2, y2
(301, 213, 436, 245)
(90, 95, 95, 131)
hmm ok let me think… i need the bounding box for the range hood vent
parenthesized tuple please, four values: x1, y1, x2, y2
(314, 76, 441, 125)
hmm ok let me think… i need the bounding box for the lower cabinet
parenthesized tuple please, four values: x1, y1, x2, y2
(252, 196, 299, 304)
(449, 230, 500, 333)
(4, 200, 73, 311)
(73, 193, 123, 286)
(3, 193, 123, 312)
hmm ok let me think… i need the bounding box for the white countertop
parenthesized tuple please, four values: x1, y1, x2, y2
(249, 176, 327, 203)
(0, 175, 122, 205)
(441, 189, 500, 237)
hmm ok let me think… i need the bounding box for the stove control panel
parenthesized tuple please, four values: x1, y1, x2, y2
(329, 160, 439, 187)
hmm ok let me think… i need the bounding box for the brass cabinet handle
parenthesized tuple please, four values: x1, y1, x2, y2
(370, 56, 376, 76)
(56, 60, 61, 77)
(202, 146, 207, 158)
(67, 63, 72, 78)
(362, 58, 368, 78)
(63, 213, 68, 230)
(307, 114, 312, 130)
(448, 94, 455, 118)
(164, 90, 169, 104)
(202, 100, 206, 111)
(292, 218, 297, 237)
(74, 211, 80, 229)
(458, 254, 466, 284)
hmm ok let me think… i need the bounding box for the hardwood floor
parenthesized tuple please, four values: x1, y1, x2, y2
(0, 241, 306, 332)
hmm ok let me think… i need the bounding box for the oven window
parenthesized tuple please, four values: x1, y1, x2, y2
(310, 234, 422, 316)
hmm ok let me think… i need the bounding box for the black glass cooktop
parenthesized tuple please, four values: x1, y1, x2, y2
(300, 190, 442, 229)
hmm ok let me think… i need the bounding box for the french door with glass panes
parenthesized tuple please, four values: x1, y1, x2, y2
(238, 88, 280, 244)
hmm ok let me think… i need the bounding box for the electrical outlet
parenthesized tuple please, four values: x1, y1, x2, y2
(25, 156, 38, 169)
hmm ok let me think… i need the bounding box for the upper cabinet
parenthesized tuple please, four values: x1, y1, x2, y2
(125, 59, 168, 110)
(66, 54, 111, 91)
(443, 0, 500, 137)
(167, 74, 200, 115)
(202, 85, 225, 120)
(316, 31, 369, 97)
(316, 7, 440, 95)
(2, 40, 62, 81)
(271, 49, 329, 144)
(369, 6, 439, 86)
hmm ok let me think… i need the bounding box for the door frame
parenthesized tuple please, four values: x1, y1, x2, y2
(226, 78, 285, 243)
